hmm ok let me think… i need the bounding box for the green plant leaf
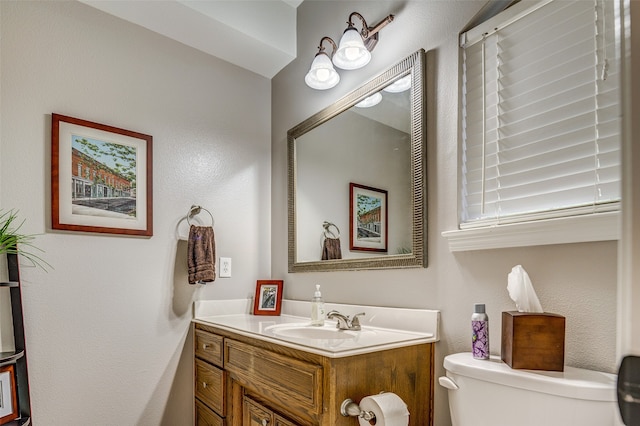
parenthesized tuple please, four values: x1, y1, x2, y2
(0, 209, 52, 272)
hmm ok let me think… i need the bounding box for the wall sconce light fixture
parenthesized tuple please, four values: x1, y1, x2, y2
(305, 12, 394, 90)
(305, 36, 340, 90)
(333, 12, 394, 70)
(383, 74, 411, 93)
(355, 92, 383, 108)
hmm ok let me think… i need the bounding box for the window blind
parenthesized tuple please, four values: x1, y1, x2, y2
(460, 0, 620, 228)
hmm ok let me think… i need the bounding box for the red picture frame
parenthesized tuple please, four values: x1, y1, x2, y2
(51, 113, 153, 236)
(253, 280, 283, 316)
(0, 365, 18, 425)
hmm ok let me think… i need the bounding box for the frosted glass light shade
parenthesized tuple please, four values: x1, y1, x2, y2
(305, 52, 340, 90)
(332, 28, 371, 70)
(383, 75, 412, 93)
(355, 92, 382, 108)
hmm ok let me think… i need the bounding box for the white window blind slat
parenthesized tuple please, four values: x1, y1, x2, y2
(467, 138, 599, 184)
(500, 70, 594, 113)
(498, 127, 596, 159)
(501, 29, 595, 77)
(460, 0, 620, 226)
(502, 2, 593, 53)
(499, 99, 597, 138)
(464, 167, 621, 203)
(504, 0, 585, 38)
(499, 150, 601, 181)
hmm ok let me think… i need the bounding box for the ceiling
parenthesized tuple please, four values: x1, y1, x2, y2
(80, 0, 303, 79)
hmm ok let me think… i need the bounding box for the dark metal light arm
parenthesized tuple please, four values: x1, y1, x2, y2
(318, 36, 338, 58)
(347, 12, 395, 40)
(347, 12, 395, 51)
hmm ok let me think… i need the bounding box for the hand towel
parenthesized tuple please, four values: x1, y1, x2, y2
(321, 237, 342, 260)
(188, 225, 215, 284)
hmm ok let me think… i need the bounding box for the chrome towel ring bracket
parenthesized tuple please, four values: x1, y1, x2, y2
(320, 221, 341, 249)
(187, 205, 214, 227)
(323, 221, 340, 239)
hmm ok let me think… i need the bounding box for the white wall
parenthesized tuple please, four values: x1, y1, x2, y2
(271, 2, 619, 425)
(295, 110, 411, 261)
(0, 1, 628, 425)
(1, 1, 271, 425)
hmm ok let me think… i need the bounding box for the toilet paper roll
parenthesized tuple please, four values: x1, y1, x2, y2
(358, 392, 409, 426)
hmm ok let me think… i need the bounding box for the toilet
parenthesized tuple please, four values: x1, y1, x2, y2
(440, 352, 623, 426)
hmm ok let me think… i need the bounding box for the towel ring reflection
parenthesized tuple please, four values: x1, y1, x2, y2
(187, 205, 214, 227)
(323, 221, 340, 239)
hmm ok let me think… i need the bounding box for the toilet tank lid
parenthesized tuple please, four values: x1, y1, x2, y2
(443, 353, 617, 402)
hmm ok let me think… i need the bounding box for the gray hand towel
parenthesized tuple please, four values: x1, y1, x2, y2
(188, 225, 215, 284)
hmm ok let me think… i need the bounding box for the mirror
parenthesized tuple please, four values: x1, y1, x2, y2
(288, 49, 426, 272)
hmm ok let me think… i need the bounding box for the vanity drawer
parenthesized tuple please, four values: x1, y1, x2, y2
(195, 398, 224, 426)
(225, 339, 322, 416)
(195, 328, 224, 367)
(195, 358, 226, 416)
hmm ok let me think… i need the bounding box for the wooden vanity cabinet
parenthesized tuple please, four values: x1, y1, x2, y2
(196, 399, 224, 426)
(193, 322, 434, 426)
(194, 328, 227, 425)
(243, 397, 298, 426)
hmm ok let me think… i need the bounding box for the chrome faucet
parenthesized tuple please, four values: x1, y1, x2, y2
(326, 310, 366, 331)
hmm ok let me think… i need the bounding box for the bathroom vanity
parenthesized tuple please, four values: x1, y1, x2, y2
(192, 300, 439, 426)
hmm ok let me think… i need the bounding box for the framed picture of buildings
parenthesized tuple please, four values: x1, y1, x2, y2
(51, 113, 153, 236)
(349, 182, 387, 252)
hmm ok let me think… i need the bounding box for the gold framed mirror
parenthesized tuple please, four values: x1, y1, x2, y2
(288, 49, 426, 272)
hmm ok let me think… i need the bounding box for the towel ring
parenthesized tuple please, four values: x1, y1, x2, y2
(187, 205, 214, 227)
(322, 221, 340, 239)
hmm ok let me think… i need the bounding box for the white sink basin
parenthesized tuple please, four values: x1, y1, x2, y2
(264, 323, 369, 340)
(259, 320, 431, 353)
(193, 299, 440, 357)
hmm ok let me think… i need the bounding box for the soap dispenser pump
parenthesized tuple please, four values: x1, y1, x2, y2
(310, 285, 325, 326)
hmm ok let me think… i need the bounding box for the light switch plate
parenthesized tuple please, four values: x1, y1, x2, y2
(219, 257, 231, 278)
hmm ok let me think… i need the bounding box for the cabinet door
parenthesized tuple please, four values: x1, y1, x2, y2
(196, 399, 224, 426)
(225, 340, 322, 417)
(274, 414, 300, 426)
(243, 397, 273, 426)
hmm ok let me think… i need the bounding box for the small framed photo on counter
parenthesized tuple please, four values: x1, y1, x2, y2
(0, 365, 18, 425)
(253, 280, 283, 316)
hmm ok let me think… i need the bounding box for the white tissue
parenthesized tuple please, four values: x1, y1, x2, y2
(358, 392, 409, 426)
(507, 265, 544, 313)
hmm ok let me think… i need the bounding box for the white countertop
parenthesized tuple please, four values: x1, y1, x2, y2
(193, 299, 440, 358)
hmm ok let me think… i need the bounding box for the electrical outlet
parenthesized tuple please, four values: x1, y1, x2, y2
(219, 257, 231, 278)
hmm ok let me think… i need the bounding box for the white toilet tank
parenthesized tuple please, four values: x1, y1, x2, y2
(440, 352, 622, 426)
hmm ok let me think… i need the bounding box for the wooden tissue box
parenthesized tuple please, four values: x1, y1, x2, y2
(501, 311, 565, 371)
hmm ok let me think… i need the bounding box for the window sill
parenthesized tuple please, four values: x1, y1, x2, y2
(441, 211, 620, 252)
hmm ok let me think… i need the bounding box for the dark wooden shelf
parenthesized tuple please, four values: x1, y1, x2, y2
(5, 417, 31, 426)
(3, 252, 32, 424)
(0, 350, 25, 365)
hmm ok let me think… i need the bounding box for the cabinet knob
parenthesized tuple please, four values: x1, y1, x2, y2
(261, 419, 269, 426)
(202, 343, 209, 349)
(202, 382, 207, 389)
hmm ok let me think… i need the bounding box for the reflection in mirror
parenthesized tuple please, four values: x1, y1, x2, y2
(288, 49, 426, 272)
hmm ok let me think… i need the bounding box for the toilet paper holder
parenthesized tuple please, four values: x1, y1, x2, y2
(340, 398, 376, 421)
